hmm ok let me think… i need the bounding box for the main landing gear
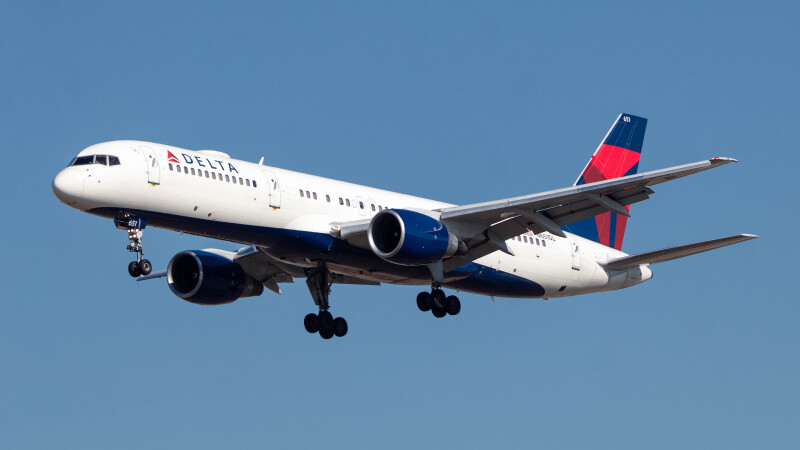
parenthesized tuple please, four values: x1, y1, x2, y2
(303, 262, 348, 339)
(115, 216, 152, 278)
(416, 285, 461, 318)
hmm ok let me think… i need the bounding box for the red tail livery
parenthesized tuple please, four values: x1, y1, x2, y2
(563, 113, 647, 250)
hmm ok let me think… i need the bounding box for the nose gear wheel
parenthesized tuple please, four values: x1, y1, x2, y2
(116, 215, 152, 277)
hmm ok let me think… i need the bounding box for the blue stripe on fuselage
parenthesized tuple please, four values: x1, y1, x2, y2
(89, 207, 545, 298)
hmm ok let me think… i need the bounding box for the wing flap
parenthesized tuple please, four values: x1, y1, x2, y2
(542, 186, 654, 228)
(603, 234, 758, 270)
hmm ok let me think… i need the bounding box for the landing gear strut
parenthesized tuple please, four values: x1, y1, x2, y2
(416, 284, 460, 318)
(116, 215, 152, 277)
(303, 262, 348, 339)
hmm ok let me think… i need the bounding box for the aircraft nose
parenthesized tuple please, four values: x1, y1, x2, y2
(52, 168, 85, 205)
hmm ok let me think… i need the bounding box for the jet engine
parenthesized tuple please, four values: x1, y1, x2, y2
(367, 209, 459, 266)
(166, 250, 263, 305)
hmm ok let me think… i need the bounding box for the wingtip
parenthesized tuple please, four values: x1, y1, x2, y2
(710, 156, 738, 164)
(740, 233, 759, 239)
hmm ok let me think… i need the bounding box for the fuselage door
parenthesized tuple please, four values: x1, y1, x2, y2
(356, 196, 367, 216)
(139, 146, 160, 184)
(262, 170, 281, 208)
(571, 240, 582, 270)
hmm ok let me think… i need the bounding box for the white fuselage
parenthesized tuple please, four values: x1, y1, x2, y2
(53, 141, 652, 299)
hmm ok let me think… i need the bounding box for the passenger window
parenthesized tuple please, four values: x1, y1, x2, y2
(523, 236, 528, 243)
(108, 155, 120, 165)
(313, 192, 317, 200)
(339, 197, 344, 205)
(346, 199, 351, 207)
(184, 167, 188, 174)
(371, 204, 376, 211)
(212, 172, 216, 180)
(246, 179, 250, 186)
(253, 180, 257, 187)
(300, 190, 304, 197)
(326, 195, 330, 202)
(306, 190, 310, 198)
(359, 201, 364, 209)
(169, 163, 173, 171)
(225, 175, 230, 182)
(536, 238, 540, 245)
(239, 177, 243, 185)
(95, 155, 107, 165)
(542, 241, 546, 247)
(191, 168, 196, 175)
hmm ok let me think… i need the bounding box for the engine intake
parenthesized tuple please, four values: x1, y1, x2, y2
(368, 209, 458, 266)
(167, 250, 263, 305)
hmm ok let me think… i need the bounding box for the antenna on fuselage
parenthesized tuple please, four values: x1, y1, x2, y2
(258, 157, 264, 165)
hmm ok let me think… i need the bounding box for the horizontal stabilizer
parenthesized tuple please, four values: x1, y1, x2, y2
(603, 234, 758, 270)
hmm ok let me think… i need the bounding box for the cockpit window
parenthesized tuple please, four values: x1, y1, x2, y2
(72, 155, 94, 166)
(69, 154, 121, 167)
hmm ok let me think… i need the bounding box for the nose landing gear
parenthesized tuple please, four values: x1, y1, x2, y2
(116, 215, 152, 277)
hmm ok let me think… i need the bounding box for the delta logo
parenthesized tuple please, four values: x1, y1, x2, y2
(166, 150, 239, 173)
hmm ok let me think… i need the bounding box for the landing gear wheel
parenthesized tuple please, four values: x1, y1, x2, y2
(128, 261, 141, 277)
(432, 306, 447, 318)
(139, 259, 152, 276)
(304, 313, 319, 333)
(416, 292, 432, 312)
(333, 317, 348, 337)
(304, 262, 350, 339)
(318, 310, 334, 333)
(431, 289, 447, 310)
(446, 296, 461, 316)
(319, 328, 334, 340)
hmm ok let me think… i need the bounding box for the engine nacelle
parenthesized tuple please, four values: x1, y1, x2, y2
(367, 209, 459, 266)
(166, 250, 263, 305)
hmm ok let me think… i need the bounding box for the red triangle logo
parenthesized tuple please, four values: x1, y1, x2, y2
(167, 151, 179, 163)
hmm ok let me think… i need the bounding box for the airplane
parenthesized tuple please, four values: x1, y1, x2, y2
(52, 113, 757, 339)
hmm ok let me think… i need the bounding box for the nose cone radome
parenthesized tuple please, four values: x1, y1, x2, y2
(52, 168, 85, 206)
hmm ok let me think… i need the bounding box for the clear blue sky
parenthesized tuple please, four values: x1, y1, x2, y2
(2, 1, 797, 449)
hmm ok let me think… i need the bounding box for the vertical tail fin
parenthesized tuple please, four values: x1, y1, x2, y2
(562, 113, 648, 250)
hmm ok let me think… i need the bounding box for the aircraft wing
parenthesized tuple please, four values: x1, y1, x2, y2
(441, 157, 736, 230)
(328, 157, 738, 273)
(602, 234, 758, 270)
(232, 246, 299, 294)
(439, 157, 738, 271)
